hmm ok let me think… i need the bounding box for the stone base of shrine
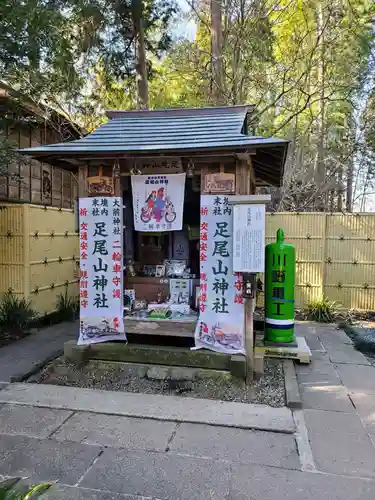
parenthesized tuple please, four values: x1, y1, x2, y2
(64, 340, 247, 378)
(123, 317, 267, 339)
(124, 317, 196, 338)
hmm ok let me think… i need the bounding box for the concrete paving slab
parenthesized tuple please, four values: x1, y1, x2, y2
(304, 335, 325, 351)
(41, 485, 149, 500)
(230, 463, 375, 500)
(335, 364, 375, 393)
(318, 328, 353, 346)
(169, 423, 300, 469)
(0, 404, 73, 438)
(0, 383, 295, 433)
(304, 409, 375, 477)
(350, 392, 375, 418)
(311, 351, 329, 362)
(294, 323, 318, 336)
(0, 434, 101, 485)
(299, 384, 355, 412)
(0, 322, 78, 382)
(296, 360, 340, 385)
(53, 412, 176, 451)
(325, 344, 370, 365)
(349, 392, 375, 439)
(80, 448, 231, 500)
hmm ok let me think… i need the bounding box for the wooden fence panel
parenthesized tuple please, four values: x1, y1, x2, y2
(0, 204, 26, 297)
(262, 213, 326, 308)
(1, 207, 375, 312)
(27, 205, 79, 314)
(324, 214, 375, 310)
(263, 213, 375, 310)
(0, 203, 79, 315)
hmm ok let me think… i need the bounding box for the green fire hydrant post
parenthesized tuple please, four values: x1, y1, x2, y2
(264, 228, 295, 343)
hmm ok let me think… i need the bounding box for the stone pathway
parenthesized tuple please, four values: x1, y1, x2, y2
(0, 322, 77, 382)
(0, 321, 375, 498)
(0, 382, 374, 500)
(295, 322, 375, 479)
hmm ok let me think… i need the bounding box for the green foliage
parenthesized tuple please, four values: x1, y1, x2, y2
(0, 136, 28, 180)
(306, 296, 338, 323)
(1, 0, 375, 210)
(0, 136, 17, 171)
(363, 88, 375, 153)
(0, 291, 36, 334)
(0, 0, 178, 122)
(56, 290, 79, 322)
(0, 0, 83, 98)
(145, 0, 375, 210)
(0, 480, 52, 499)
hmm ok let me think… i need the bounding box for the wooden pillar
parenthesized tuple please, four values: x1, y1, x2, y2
(235, 158, 257, 382)
(78, 165, 88, 198)
(113, 159, 122, 197)
(114, 176, 121, 196)
(200, 165, 208, 187)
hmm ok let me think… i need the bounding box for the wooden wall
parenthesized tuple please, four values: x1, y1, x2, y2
(1, 122, 77, 208)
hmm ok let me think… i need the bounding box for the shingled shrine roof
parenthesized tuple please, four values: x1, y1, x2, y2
(19, 105, 289, 186)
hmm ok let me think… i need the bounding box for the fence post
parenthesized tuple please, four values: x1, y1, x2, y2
(321, 213, 328, 299)
(23, 204, 30, 301)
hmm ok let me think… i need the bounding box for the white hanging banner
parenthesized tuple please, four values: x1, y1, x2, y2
(78, 197, 126, 345)
(131, 173, 186, 232)
(194, 195, 245, 354)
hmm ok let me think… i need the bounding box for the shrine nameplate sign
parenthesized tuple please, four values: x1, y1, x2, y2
(203, 173, 235, 194)
(136, 157, 183, 174)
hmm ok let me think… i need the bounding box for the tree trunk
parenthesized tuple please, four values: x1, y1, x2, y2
(346, 156, 354, 211)
(345, 114, 355, 212)
(337, 166, 343, 211)
(211, 0, 224, 104)
(132, 0, 148, 109)
(314, 4, 326, 210)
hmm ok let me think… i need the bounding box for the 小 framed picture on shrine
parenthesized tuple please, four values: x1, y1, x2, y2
(87, 176, 114, 197)
(203, 173, 235, 194)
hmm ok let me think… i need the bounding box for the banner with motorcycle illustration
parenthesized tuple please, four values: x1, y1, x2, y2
(131, 173, 186, 232)
(78, 197, 127, 345)
(194, 195, 245, 354)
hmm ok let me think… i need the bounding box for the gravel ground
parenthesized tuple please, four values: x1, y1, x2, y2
(29, 358, 285, 407)
(344, 325, 375, 366)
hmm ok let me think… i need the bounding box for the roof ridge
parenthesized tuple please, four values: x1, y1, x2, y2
(106, 104, 255, 119)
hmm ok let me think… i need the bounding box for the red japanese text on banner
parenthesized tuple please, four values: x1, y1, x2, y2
(194, 195, 245, 354)
(78, 197, 126, 345)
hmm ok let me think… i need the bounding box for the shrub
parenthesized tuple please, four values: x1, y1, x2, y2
(0, 291, 36, 334)
(306, 296, 338, 323)
(56, 290, 79, 322)
(0, 480, 52, 499)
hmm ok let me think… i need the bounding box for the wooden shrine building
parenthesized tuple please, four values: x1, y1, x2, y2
(19, 105, 288, 358)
